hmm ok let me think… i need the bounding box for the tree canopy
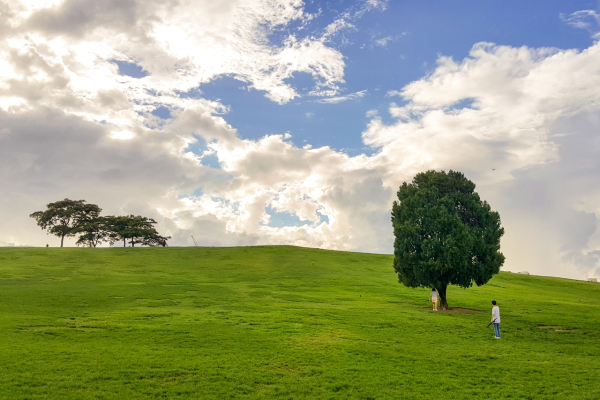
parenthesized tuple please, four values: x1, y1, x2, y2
(31, 200, 170, 247)
(105, 215, 169, 247)
(392, 170, 505, 309)
(30, 199, 101, 247)
(74, 216, 112, 248)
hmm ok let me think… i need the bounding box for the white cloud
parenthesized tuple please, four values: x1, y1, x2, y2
(363, 42, 600, 278)
(0, 0, 390, 251)
(323, 18, 356, 40)
(2, 0, 346, 116)
(375, 35, 401, 47)
(374, 36, 392, 47)
(321, 0, 388, 42)
(316, 90, 367, 104)
(201, 37, 600, 274)
(3, 1, 600, 281)
(373, 32, 406, 48)
(110, 130, 134, 140)
(561, 9, 600, 37)
(357, 0, 388, 17)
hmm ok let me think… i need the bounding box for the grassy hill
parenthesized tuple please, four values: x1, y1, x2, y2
(0, 246, 598, 399)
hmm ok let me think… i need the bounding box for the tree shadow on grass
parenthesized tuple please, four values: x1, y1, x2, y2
(424, 307, 482, 314)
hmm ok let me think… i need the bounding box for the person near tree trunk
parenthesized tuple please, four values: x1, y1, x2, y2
(430, 289, 439, 311)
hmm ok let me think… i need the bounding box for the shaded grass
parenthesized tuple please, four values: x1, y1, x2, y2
(0, 246, 598, 399)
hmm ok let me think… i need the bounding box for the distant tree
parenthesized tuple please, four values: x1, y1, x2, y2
(74, 217, 112, 247)
(30, 199, 102, 247)
(104, 215, 137, 247)
(105, 215, 170, 247)
(138, 234, 170, 247)
(392, 170, 505, 309)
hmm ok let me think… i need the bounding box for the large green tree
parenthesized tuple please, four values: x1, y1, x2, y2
(392, 170, 505, 309)
(30, 199, 102, 247)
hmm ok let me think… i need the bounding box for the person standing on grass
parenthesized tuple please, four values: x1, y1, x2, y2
(430, 289, 439, 311)
(491, 300, 501, 339)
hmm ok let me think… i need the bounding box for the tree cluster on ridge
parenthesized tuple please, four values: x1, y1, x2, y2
(30, 199, 170, 248)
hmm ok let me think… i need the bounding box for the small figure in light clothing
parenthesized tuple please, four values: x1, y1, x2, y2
(491, 300, 501, 339)
(430, 289, 439, 311)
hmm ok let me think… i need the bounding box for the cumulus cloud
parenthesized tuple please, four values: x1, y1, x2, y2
(0, 0, 388, 251)
(210, 40, 600, 278)
(363, 42, 600, 278)
(316, 90, 367, 104)
(2, 0, 600, 281)
(2, 0, 346, 119)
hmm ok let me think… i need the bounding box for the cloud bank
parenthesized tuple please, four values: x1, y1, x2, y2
(1, 1, 600, 280)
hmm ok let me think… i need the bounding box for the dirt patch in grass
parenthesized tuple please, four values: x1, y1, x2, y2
(538, 325, 578, 333)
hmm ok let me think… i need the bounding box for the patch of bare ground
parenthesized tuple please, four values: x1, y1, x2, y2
(538, 325, 578, 333)
(424, 307, 481, 314)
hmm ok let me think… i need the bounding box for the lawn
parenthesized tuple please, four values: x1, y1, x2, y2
(0, 246, 598, 399)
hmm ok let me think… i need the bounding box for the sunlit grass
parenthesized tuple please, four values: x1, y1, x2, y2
(0, 246, 598, 399)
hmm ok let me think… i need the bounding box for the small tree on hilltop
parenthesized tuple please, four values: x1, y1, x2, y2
(75, 217, 112, 247)
(392, 170, 505, 309)
(139, 233, 170, 247)
(30, 199, 102, 247)
(106, 215, 170, 247)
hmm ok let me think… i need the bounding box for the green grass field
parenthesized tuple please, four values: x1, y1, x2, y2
(0, 246, 598, 399)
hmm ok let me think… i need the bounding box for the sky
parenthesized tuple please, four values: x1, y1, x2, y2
(1, 0, 600, 280)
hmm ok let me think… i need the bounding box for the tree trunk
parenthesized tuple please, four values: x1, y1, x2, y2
(61, 235, 64, 247)
(438, 283, 449, 310)
(123, 238, 126, 247)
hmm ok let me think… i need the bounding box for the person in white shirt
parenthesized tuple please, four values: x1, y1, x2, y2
(491, 300, 501, 339)
(430, 289, 439, 311)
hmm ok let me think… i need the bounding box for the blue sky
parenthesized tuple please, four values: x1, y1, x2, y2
(196, 0, 598, 155)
